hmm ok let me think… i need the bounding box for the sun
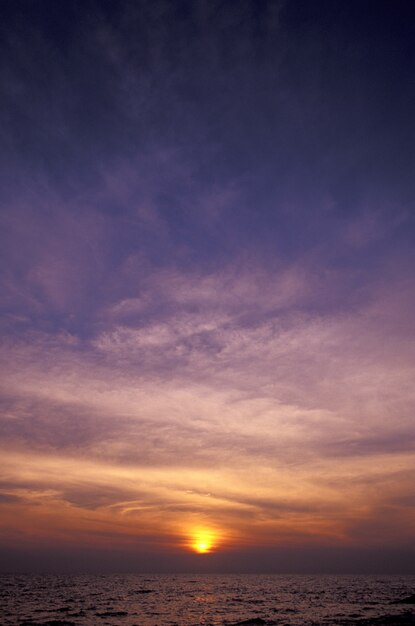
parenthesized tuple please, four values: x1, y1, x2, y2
(194, 540, 211, 554)
(191, 530, 216, 554)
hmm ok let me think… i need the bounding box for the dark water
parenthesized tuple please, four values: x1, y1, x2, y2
(1, 574, 414, 626)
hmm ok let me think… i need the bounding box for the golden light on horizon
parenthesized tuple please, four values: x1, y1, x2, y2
(190, 529, 216, 554)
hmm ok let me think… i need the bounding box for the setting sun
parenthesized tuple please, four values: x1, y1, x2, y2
(195, 541, 210, 554)
(191, 530, 216, 554)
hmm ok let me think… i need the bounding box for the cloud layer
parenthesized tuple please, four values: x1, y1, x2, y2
(0, 0, 414, 571)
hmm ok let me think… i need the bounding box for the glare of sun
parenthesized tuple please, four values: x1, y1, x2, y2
(191, 531, 215, 554)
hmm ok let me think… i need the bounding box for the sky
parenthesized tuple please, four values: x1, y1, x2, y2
(0, 0, 414, 574)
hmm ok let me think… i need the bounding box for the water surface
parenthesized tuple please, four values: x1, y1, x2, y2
(1, 574, 414, 626)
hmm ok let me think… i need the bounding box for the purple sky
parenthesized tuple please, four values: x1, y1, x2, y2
(0, 0, 414, 573)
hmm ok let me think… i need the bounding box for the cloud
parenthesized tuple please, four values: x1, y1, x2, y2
(0, 255, 414, 553)
(0, 0, 414, 567)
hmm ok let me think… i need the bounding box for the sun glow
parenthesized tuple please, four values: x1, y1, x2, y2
(191, 529, 216, 554)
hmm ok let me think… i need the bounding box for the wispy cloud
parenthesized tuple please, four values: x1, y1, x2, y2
(0, 0, 414, 569)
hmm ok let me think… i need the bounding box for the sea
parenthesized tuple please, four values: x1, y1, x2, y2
(1, 574, 414, 626)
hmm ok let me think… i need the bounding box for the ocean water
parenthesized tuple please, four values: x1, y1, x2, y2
(1, 574, 414, 626)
